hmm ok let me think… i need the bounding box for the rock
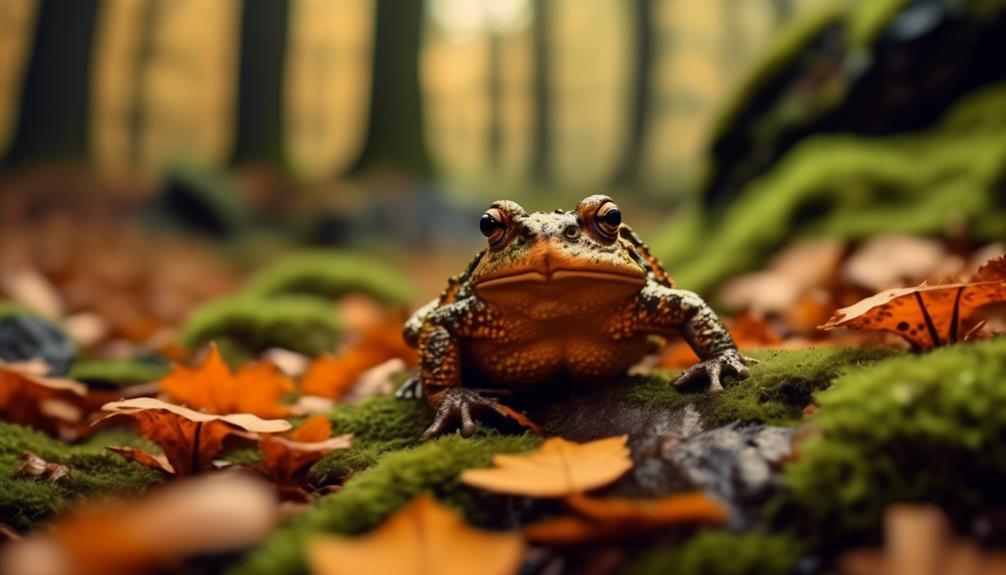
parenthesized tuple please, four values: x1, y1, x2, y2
(0, 314, 75, 375)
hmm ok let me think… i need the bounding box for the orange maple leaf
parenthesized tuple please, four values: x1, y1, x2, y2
(308, 495, 524, 575)
(301, 321, 417, 400)
(97, 397, 291, 475)
(820, 255, 1006, 349)
(524, 492, 729, 545)
(0, 360, 87, 434)
(257, 415, 352, 485)
(460, 436, 632, 498)
(160, 343, 293, 418)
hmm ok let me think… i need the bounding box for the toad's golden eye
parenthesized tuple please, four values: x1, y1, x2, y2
(479, 207, 506, 243)
(596, 201, 621, 237)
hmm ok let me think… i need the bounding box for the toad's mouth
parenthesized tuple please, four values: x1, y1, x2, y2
(473, 269, 646, 291)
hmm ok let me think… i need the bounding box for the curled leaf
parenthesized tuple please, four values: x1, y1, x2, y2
(460, 436, 632, 497)
(308, 495, 523, 575)
(0, 360, 87, 434)
(15, 451, 71, 484)
(97, 397, 291, 475)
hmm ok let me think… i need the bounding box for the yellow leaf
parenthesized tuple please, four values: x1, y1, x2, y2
(460, 436, 632, 497)
(308, 495, 524, 575)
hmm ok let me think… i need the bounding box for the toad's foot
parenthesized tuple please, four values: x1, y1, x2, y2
(672, 350, 751, 393)
(421, 387, 540, 441)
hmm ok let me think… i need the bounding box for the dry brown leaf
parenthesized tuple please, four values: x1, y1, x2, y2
(523, 492, 729, 545)
(0, 360, 87, 434)
(106, 446, 175, 474)
(0, 473, 277, 575)
(160, 343, 294, 418)
(308, 495, 524, 575)
(301, 320, 417, 401)
(460, 436, 632, 497)
(257, 415, 351, 485)
(821, 255, 1006, 349)
(15, 451, 71, 484)
(97, 397, 291, 475)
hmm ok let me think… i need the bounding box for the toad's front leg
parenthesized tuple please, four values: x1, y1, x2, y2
(628, 284, 750, 392)
(412, 299, 529, 439)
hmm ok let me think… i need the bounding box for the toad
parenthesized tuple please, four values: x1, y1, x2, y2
(403, 195, 749, 439)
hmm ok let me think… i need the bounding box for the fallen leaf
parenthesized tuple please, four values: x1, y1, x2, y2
(820, 255, 1006, 349)
(843, 235, 959, 291)
(0, 473, 277, 575)
(308, 495, 524, 575)
(97, 397, 291, 475)
(15, 451, 71, 484)
(460, 436, 632, 497)
(836, 505, 1006, 575)
(301, 320, 417, 401)
(0, 360, 87, 434)
(106, 446, 175, 474)
(160, 343, 294, 418)
(257, 415, 352, 485)
(523, 492, 729, 545)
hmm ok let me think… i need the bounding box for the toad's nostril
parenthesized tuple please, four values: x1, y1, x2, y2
(563, 225, 580, 240)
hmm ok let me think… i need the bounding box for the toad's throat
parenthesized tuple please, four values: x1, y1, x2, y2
(474, 269, 646, 291)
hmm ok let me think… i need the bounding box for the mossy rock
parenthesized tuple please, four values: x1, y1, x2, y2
(180, 295, 342, 357)
(782, 336, 1006, 544)
(625, 346, 896, 427)
(234, 433, 540, 575)
(629, 530, 804, 575)
(701, 0, 1006, 209)
(0, 422, 162, 531)
(151, 164, 250, 237)
(659, 82, 1006, 293)
(243, 251, 414, 307)
(68, 358, 170, 389)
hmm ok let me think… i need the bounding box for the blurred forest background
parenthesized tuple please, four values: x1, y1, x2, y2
(1, 0, 1005, 300)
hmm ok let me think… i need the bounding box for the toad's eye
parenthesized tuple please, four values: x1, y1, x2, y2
(596, 201, 621, 237)
(479, 208, 506, 242)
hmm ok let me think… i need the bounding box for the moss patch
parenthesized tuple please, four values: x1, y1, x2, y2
(180, 294, 342, 357)
(234, 433, 540, 575)
(309, 396, 431, 484)
(628, 346, 896, 426)
(243, 251, 414, 306)
(783, 337, 1006, 541)
(629, 530, 804, 575)
(0, 422, 162, 531)
(68, 358, 170, 388)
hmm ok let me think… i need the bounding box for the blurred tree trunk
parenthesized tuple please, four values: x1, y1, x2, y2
(616, 0, 653, 186)
(232, 0, 290, 166)
(6, 0, 97, 165)
(350, 0, 428, 175)
(531, 0, 550, 183)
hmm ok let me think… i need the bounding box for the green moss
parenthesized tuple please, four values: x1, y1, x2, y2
(0, 422, 162, 531)
(783, 337, 1006, 539)
(629, 530, 804, 575)
(234, 433, 540, 575)
(846, 0, 907, 48)
(664, 93, 1006, 292)
(243, 251, 414, 306)
(309, 396, 431, 484)
(628, 347, 896, 426)
(0, 301, 32, 320)
(180, 295, 342, 357)
(68, 358, 170, 388)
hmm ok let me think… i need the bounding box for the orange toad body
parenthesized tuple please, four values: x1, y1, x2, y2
(402, 195, 749, 439)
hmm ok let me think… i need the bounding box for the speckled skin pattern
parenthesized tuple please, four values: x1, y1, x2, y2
(404, 195, 749, 439)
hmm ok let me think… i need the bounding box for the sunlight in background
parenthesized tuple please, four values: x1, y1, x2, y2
(284, 0, 374, 181)
(0, 0, 39, 158)
(91, 0, 240, 171)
